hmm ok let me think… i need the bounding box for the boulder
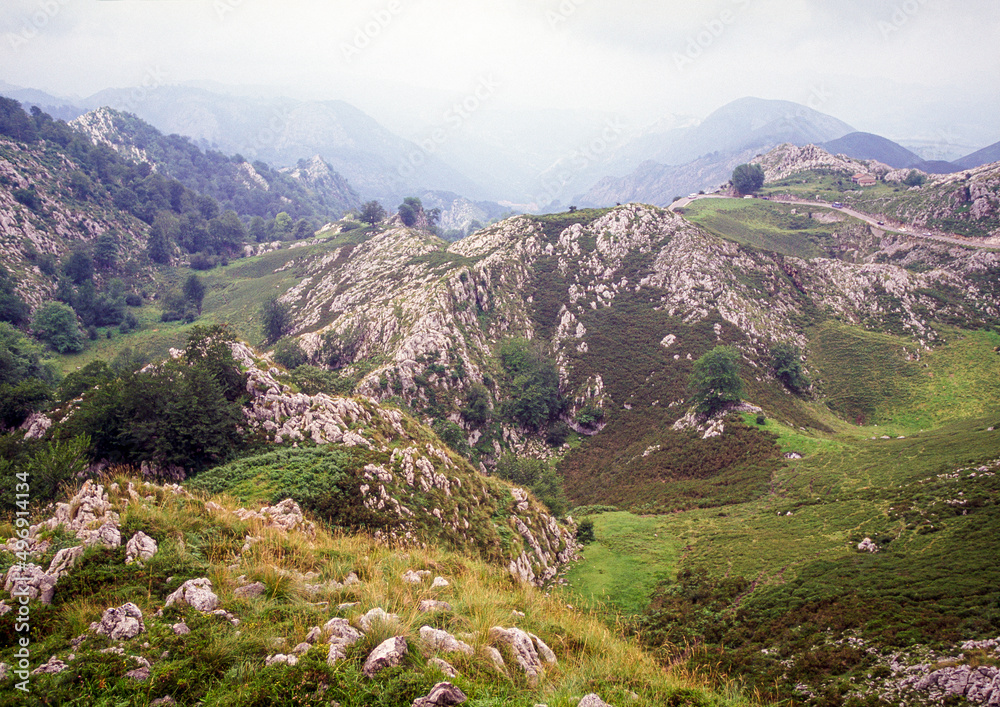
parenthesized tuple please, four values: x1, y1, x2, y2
(418, 600, 453, 613)
(481, 646, 506, 672)
(412, 682, 467, 706)
(164, 578, 220, 612)
(91, 602, 145, 641)
(358, 607, 400, 632)
(431, 576, 450, 589)
(125, 666, 151, 681)
(4, 563, 57, 604)
(362, 636, 408, 678)
(47, 545, 85, 579)
(125, 532, 158, 565)
(233, 582, 267, 599)
(579, 695, 612, 707)
(419, 626, 473, 656)
(428, 657, 458, 678)
(402, 569, 432, 584)
(31, 656, 68, 674)
(265, 654, 299, 667)
(325, 618, 363, 665)
(489, 626, 551, 686)
(172, 622, 190, 636)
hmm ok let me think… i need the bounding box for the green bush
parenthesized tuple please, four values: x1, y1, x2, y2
(689, 346, 743, 415)
(32, 302, 84, 353)
(273, 337, 307, 370)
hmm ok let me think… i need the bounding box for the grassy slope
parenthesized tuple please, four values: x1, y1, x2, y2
(0, 476, 751, 707)
(679, 198, 846, 259)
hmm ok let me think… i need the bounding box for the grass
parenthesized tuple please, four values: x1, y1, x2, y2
(0, 474, 756, 707)
(681, 198, 848, 259)
(562, 512, 681, 616)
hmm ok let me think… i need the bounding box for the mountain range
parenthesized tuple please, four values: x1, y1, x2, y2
(3, 80, 997, 213)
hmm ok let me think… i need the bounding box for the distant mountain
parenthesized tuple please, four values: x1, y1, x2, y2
(0, 81, 83, 122)
(578, 97, 856, 207)
(955, 140, 1000, 170)
(80, 85, 484, 202)
(820, 132, 924, 169)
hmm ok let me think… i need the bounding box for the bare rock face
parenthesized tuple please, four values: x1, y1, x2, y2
(488, 626, 556, 687)
(91, 602, 145, 641)
(125, 532, 158, 565)
(412, 682, 467, 707)
(419, 626, 473, 656)
(164, 578, 220, 612)
(4, 563, 57, 604)
(362, 636, 408, 678)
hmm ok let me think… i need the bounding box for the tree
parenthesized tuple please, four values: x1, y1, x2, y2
(689, 346, 744, 415)
(93, 234, 118, 269)
(0, 97, 37, 142)
(207, 210, 247, 252)
(903, 170, 926, 188)
(273, 211, 293, 236)
(32, 302, 84, 353)
(148, 211, 178, 264)
(770, 342, 810, 393)
(273, 337, 307, 370)
(62, 249, 94, 285)
(398, 197, 423, 227)
(183, 274, 207, 313)
(360, 200, 387, 226)
(499, 338, 565, 430)
(260, 296, 291, 344)
(732, 163, 765, 195)
(0, 266, 30, 326)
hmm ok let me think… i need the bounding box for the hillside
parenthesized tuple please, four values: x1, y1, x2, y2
(955, 139, 1000, 170)
(820, 131, 925, 170)
(0, 476, 746, 707)
(70, 108, 361, 223)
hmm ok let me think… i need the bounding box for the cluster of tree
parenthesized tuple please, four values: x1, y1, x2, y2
(0, 322, 58, 430)
(498, 338, 567, 433)
(160, 274, 207, 323)
(689, 345, 744, 415)
(0, 266, 30, 327)
(52, 326, 248, 473)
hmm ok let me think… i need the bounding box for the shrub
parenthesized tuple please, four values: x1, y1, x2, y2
(272, 337, 307, 370)
(689, 346, 743, 415)
(576, 518, 596, 544)
(32, 302, 84, 353)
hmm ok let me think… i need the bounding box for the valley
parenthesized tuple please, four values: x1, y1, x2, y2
(2, 93, 1000, 707)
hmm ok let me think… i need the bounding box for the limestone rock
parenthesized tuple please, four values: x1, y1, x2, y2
(292, 642, 312, 655)
(164, 578, 220, 612)
(362, 636, 408, 678)
(431, 576, 449, 589)
(489, 626, 552, 686)
(579, 695, 613, 707)
(402, 569, 432, 584)
(418, 600, 453, 613)
(419, 626, 474, 656)
(233, 582, 267, 599)
(125, 666, 151, 681)
(428, 657, 458, 678)
(358, 607, 400, 632)
(233, 498, 316, 536)
(31, 656, 68, 675)
(858, 537, 880, 553)
(481, 645, 506, 672)
(265, 654, 299, 667)
(172, 622, 190, 636)
(4, 563, 57, 604)
(47, 545, 85, 579)
(125, 532, 158, 565)
(92, 602, 145, 641)
(325, 618, 363, 664)
(412, 682, 467, 707)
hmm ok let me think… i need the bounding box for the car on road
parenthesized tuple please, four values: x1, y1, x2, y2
(832, 202, 844, 208)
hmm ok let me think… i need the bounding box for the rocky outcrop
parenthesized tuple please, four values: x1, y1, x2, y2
(488, 626, 557, 687)
(4, 563, 57, 604)
(362, 636, 408, 678)
(91, 603, 145, 641)
(163, 578, 220, 613)
(412, 682, 467, 707)
(125, 532, 158, 565)
(419, 626, 474, 656)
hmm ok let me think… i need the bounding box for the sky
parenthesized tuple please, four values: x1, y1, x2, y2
(2, 0, 999, 148)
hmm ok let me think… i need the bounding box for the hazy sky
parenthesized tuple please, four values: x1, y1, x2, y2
(2, 0, 999, 144)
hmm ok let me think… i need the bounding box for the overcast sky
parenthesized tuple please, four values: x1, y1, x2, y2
(2, 0, 999, 145)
